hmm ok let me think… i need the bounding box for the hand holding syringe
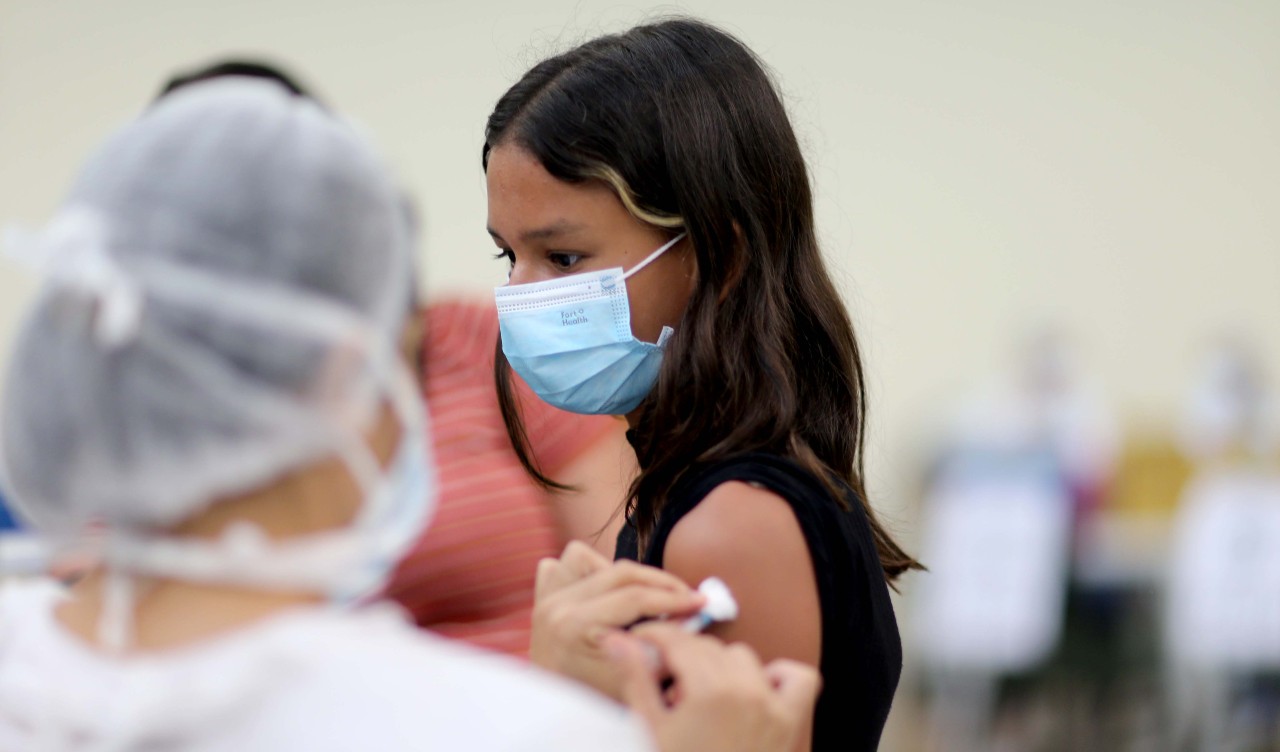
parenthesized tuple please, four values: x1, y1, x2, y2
(530, 542, 738, 700)
(632, 576, 739, 674)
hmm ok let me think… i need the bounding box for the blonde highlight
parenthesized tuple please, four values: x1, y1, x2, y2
(584, 165, 685, 229)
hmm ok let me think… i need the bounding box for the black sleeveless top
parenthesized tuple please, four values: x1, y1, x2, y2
(616, 452, 901, 752)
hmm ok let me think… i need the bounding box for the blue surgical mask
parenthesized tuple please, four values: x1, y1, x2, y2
(494, 233, 687, 415)
(330, 417, 436, 606)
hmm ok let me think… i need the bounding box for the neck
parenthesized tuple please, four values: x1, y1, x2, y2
(54, 449, 366, 652)
(56, 571, 322, 652)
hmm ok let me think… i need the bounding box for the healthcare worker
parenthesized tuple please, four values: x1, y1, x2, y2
(0, 77, 817, 751)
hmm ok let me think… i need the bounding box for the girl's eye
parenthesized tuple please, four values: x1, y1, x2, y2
(549, 252, 582, 271)
(492, 248, 515, 269)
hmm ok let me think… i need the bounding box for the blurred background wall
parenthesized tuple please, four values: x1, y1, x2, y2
(3, 0, 1276, 515)
(2, 0, 1277, 748)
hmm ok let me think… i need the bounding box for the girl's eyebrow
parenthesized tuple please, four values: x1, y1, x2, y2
(487, 220, 585, 244)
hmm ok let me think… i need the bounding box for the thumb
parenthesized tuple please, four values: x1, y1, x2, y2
(604, 633, 666, 725)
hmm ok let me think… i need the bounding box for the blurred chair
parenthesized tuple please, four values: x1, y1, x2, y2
(915, 452, 1073, 752)
(1164, 469, 1280, 751)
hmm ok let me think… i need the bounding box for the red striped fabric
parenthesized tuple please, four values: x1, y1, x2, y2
(383, 299, 615, 657)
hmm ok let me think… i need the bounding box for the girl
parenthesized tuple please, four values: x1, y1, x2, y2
(485, 18, 922, 752)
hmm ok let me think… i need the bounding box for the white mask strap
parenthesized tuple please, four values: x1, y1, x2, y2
(619, 233, 687, 282)
(99, 567, 136, 653)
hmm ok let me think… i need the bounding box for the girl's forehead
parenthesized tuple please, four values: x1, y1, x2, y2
(486, 146, 627, 235)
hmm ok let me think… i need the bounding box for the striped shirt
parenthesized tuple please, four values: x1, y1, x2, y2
(383, 299, 615, 657)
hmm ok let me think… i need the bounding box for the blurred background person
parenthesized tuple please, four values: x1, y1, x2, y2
(1164, 335, 1280, 751)
(1178, 334, 1280, 467)
(386, 297, 633, 655)
(927, 326, 1121, 527)
(913, 328, 1120, 750)
(913, 326, 1280, 751)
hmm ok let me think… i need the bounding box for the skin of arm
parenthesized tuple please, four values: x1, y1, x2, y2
(661, 481, 822, 750)
(662, 481, 821, 666)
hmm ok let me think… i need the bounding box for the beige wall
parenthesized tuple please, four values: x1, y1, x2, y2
(2, 0, 1278, 523)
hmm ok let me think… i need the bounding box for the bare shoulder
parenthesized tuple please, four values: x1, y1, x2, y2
(665, 481, 805, 564)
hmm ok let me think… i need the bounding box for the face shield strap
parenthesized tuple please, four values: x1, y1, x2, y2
(99, 566, 136, 653)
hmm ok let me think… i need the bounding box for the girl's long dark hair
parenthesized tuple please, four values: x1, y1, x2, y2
(483, 18, 921, 581)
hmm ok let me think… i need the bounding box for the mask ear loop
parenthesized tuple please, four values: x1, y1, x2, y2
(618, 233, 687, 283)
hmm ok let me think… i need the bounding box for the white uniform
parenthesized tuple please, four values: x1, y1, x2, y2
(0, 580, 655, 752)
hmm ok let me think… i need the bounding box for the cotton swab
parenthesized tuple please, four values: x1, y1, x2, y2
(681, 577, 738, 632)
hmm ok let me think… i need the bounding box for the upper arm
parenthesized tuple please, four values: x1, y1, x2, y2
(661, 481, 822, 669)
